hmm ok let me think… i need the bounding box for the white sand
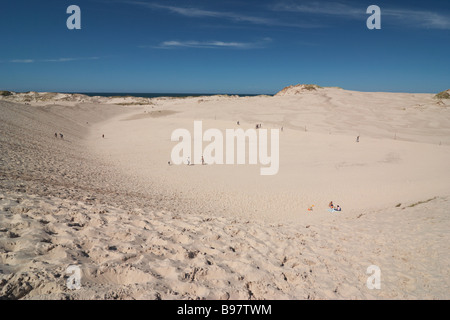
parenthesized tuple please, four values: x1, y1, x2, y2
(1, 87, 449, 299)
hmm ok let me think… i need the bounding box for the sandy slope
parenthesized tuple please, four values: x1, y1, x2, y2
(0, 87, 449, 299)
(91, 88, 450, 224)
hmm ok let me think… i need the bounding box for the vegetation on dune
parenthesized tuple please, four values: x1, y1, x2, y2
(109, 95, 135, 99)
(408, 197, 437, 208)
(303, 84, 323, 91)
(435, 90, 450, 100)
(115, 102, 150, 106)
(0, 90, 13, 96)
(41, 92, 58, 100)
(276, 84, 323, 95)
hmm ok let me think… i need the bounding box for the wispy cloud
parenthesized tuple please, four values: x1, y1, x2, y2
(272, 2, 364, 19)
(383, 9, 450, 30)
(273, 1, 450, 29)
(142, 38, 272, 50)
(128, 1, 273, 24)
(6, 57, 99, 63)
(42, 57, 100, 62)
(126, 1, 322, 28)
(10, 59, 35, 63)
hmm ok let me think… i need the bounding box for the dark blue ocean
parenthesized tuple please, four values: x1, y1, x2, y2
(71, 92, 270, 98)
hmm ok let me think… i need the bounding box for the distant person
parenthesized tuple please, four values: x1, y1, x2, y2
(281, 126, 284, 132)
(335, 205, 341, 211)
(201, 156, 205, 165)
(59, 133, 63, 139)
(168, 161, 171, 165)
(55, 133, 57, 138)
(237, 121, 240, 125)
(329, 201, 334, 209)
(102, 134, 104, 138)
(356, 136, 360, 143)
(187, 157, 190, 165)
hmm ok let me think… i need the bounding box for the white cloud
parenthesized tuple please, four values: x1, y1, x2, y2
(7, 57, 99, 64)
(273, 1, 450, 30)
(129, 1, 273, 24)
(272, 2, 363, 18)
(144, 38, 272, 49)
(383, 9, 450, 30)
(42, 57, 99, 62)
(126, 1, 321, 28)
(10, 59, 35, 63)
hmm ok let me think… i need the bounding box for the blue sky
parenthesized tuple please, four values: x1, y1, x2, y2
(0, 0, 449, 94)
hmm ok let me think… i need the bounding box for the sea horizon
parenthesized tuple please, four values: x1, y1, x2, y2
(70, 92, 272, 98)
(1, 90, 273, 98)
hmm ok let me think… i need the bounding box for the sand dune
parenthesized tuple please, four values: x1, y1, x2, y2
(1, 87, 449, 299)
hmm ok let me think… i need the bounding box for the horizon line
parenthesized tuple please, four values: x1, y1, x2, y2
(2, 87, 446, 97)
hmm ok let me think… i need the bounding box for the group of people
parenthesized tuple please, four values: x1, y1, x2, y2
(329, 201, 341, 211)
(236, 121, 284, 133)
(173, 156, 206, 166)
(55, 132, 105, 140)
(307, 202, 342, 212)
(55, 132, 105, 139)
